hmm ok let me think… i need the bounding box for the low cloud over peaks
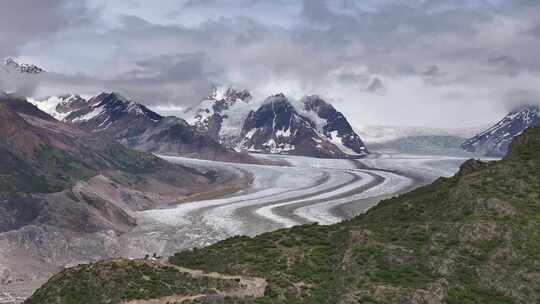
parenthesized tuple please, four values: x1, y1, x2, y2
(2, 0, 540, 127)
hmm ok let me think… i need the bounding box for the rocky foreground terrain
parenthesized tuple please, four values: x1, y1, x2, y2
(0, 94, 249, 301)
(25, 110, 540, 303)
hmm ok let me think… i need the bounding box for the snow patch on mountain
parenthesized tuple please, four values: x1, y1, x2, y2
(28, 95, 84, 120)
(462, 104, 540, 157)
(185, 86, 256, 145)
(299, 95, 368, 156)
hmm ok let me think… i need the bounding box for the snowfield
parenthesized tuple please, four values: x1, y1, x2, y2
(120, 152, 472, 257)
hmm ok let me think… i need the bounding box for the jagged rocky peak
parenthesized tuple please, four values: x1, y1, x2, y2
(28, 94, 88, 121)
(31, 92, 162, 124)
(198, 86, 252, 115)
(188, 86, 254, 144)
(86, 92, 163, 121)
(210, 86, 252, 104)
(54, 94, 87, 112)
(462, 104, 540, 157)
(4, 57, 44, 74)
(302, 94, 329, 112)
(30, 91, 255, 163)
(90, 92, 131, 108)
(239, 93, 318, 155)
(238, 93, 368, 158)
(300, 95, 368, 156)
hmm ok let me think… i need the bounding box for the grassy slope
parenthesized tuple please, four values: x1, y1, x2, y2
(26, 259, 239, 304)
(0, 141, 163, 193)
(26, 126, 540, 303)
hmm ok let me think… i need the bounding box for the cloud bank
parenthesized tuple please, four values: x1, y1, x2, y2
(1, 0, 540, 127)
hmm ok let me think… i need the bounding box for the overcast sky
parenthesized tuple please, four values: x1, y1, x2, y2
(1, 0, 540, 128)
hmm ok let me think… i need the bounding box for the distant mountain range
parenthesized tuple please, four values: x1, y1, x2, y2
(32, 87, 368, 160)
(186, 88, 368, 158)
(462, 105, 540, 157)
(4, 57, 539, 160)
(30, 92, 258, 163)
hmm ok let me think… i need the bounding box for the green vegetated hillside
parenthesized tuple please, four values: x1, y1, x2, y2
(26, 125, 540, 303)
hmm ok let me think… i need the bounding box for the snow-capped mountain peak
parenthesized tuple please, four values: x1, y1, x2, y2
(3, 57, 44, 74)
(186, 86, 255, 144)
(186, 88, 369, 158)
(30, 92, 162, 126)
(210, 86, 252, 104)
(76, 92, 163, 123)
(238, 94, 368, 158)
(299, 95, 368, 156)
(462, 104, 540, 157)
(29, 94, 87, 120)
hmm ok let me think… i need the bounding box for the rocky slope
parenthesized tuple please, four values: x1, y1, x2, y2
(462, 104, 540, 157)
(187, 88, 368, 158)
(30, 92, 257, 163)
(26, 107, 540, 303)
(0, 94, 245, 301)
(238, 94, 366, 158)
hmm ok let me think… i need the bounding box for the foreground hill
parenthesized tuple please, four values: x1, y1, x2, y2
(26, 113, 540, 302)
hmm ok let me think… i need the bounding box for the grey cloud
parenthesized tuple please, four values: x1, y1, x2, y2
(0, 0, 95, 58)
(422, 65, 442, 77)
(526, 24, 540, 38)
(36, 54, 215, 106)
(0, 66, 40, 96)
(487, 55, 522, 76)
(7, 0, 540, 127)
(503, 89, 540, 112)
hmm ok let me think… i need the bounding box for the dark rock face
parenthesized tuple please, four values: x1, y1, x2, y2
(63, 92, 163, 132)
(302, 95, 368, 155)
(60, 92, 184, 146)
(462, 105, 540, 157)
(239, 94, 358, 158)
(187, 88, 368, 159)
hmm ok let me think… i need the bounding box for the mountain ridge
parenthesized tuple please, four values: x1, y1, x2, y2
(30, 92, 259, 164)
(462, 104, 540, 157)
